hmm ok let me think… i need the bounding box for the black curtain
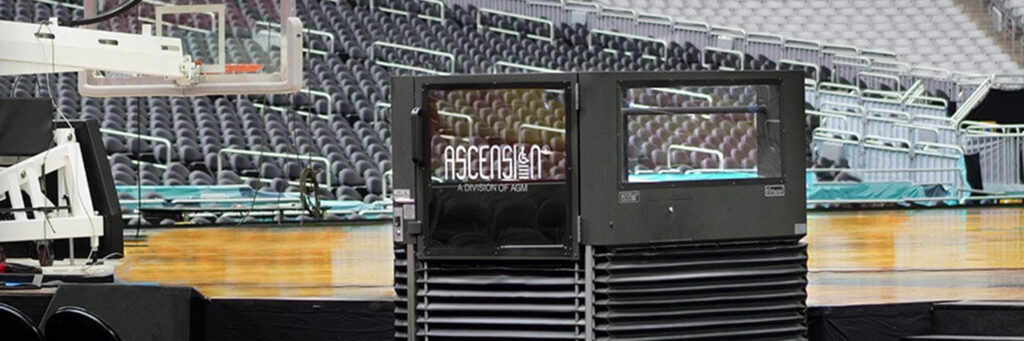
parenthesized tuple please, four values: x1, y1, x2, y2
(966, 89, 1024, 123)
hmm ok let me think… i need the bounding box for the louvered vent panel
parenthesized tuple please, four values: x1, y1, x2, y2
(394, 246, 409, 340)
(414, 260, 586, 340)
(593, 238, 808, 341)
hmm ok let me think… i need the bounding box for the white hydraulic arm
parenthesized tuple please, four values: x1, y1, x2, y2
(0, 18, 199, 84)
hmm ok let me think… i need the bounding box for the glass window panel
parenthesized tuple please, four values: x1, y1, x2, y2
(427, 88, 567, 184)
(621, 84, 782, 183)
(423, 86, 571, 256)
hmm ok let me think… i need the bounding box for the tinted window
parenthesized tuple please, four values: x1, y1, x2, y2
(423, 86, 571, 257)
(621, 84, 783, 183)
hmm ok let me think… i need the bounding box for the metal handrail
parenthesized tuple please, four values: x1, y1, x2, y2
(138, 17, 210, 34)
(382, 169, 392, 200)
(477, 7, 555, 41)
(417, 0, 446, 22)
(861, 89, 902, 102)
(257, 20, 336, 53)
(822, 44, 861, 57)
(216, 148, 332, 190)
(649, 87, 714, 105)
(370, 41, 456, 74)
(374, 101, 391, 122)
(253, 102, 328, 120)
(590, 28, 669, 60)
(864, 135, 912, 150)
(906, 95, 949, 109)
(377, 61, 449, 75)
(952, 76, 993, 122)
(517, 124, 564, 143)
(859, 71, 903, 92)
(806, 110, 850, 123)
(912, 115, 956, 128)
(961, 121, 1024, 136)
(818, 82, 861, 96)
(901, 80, 925, 102)
(668, 144, 724, 169)
(711, 25, 747, 41)
(813, 127, 861, 142)
(780, 59, 820, 82)
(705, 46, 744, 70)
(866, 108, 911, 122)
(34, 0, 84, 9)
(437, 110, 475, 137)
(100, 128, 173, 165)
(493, 61, 559, 73)
(301, 88, 333, 117)
(819, 101, 866, 115)
(912, 142, 965, 157)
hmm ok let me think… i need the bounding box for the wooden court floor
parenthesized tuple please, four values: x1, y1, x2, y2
(113, 207, 1024, 306)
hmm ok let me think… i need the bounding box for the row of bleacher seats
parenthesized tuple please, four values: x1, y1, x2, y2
(596, 0, 1020, 74)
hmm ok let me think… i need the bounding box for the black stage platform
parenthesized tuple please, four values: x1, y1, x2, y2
(4, 288, 1023, 340)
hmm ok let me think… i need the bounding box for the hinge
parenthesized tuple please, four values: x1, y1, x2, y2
(576, 215, 582, 242)
(573, 82, 580, 112)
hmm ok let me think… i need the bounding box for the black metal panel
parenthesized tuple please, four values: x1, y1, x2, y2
(578, 71, 806, 246)
(593, 237, 807, 341)
(0, 98, 53, 156)
(408, 260, 585, 340)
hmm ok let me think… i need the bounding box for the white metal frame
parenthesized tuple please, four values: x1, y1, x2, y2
(0, 128, 104, 254)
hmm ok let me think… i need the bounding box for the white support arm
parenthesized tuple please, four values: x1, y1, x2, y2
(0, 19, 187, 78)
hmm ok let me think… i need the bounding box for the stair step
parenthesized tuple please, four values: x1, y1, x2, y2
(905, 336, 1024, 341)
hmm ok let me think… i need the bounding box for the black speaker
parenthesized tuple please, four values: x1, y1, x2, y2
(41, 284, 207, 341)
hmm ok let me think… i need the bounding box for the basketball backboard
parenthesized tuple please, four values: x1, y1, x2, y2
(75, 0, 303, 97)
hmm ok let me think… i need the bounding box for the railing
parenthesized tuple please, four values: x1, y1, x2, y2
(257, 21, 335, 53)
(418, 0, 447, 22)
(517, 124, 564, 144)
(492, 61, 559, 73)
(952, 76, 993, 122)
(477, 7, 555, 41)
(668, 145, 724, 169)
(382, 169, 392, 200)
(216, 148, 332, 190)
(34, 0, 83, 9)
(589, 29, 669, 60)
(100, 128, 173, 165)
(859, 71, 903, 92)
(374, 101, 391, 122)
(437, 110, 475, 137)
(704, 46, 744, 70)
(138, 17, 211, 34)
(781, 59, 821, 83)
(369, 41, 456, 74)
(649, 87, 714, 105)
(370, 0, 446, 22)
(253, 102, 328, 120)
(301, 88, 333, 117)
(746, 32, 784, 63)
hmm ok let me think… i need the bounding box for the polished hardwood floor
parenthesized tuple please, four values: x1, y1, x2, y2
(113, 207, 1024, 306)
(806, 206, 1024, 305)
